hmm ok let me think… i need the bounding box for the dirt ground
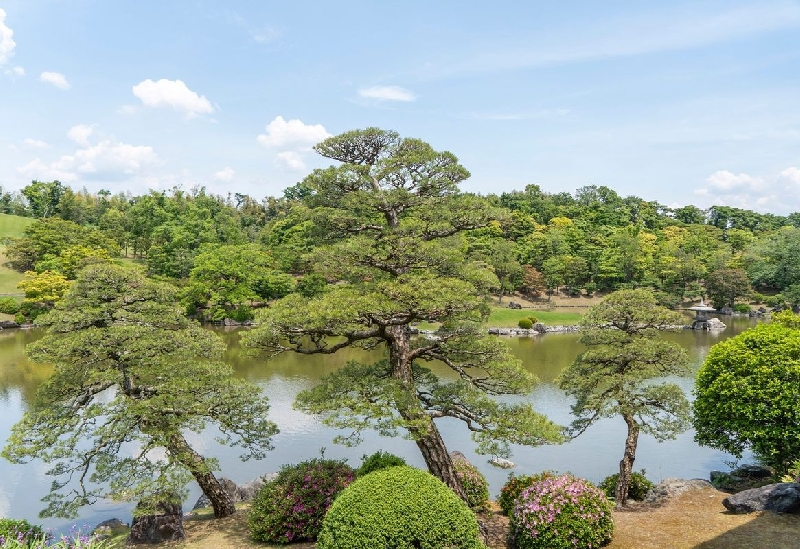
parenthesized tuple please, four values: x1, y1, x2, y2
(168, 484, 800, 549)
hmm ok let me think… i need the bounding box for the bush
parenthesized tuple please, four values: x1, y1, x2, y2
(765, 294, 783, 307)
(317, 466, 485, 549)
(510, 473, 614, 549)
(498, 471, 556, 516)
(248, 458, 356, 544)
(0, 518, 44, 546)
(733, 303, 751, 314)
(0, 298, 20, 315)
(356, 450, 406, 476)
(598, 469, 655, 501)
(518, 318, 533, 329)
(452, 456, 489, 508)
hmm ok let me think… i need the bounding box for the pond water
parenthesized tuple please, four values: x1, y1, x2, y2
(0, 313, 758, 531)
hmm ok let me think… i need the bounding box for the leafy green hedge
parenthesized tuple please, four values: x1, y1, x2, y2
(317, 466, 485, 549)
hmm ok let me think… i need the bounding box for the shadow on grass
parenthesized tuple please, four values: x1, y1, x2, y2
(695, 510, 800, 549)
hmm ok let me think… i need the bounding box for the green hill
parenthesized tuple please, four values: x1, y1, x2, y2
(0, 213, 33, 296)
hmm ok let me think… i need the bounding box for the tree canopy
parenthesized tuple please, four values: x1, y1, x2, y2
(2, 264, 278, 518)
(693, 311, 800, 473)
(243, 128, 563, 500)
(557, 289, 690, 505)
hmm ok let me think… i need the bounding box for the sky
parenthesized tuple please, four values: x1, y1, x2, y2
(1, 0, 799, 213)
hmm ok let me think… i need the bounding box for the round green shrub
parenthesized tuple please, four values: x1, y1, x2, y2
(0, 518, 45, 546)
(452, 456, 489, 508)
(518, 318, 534, 329)
(317, 466, 485, 549)
(733, 303, 751, 314)
(356, 450, 406, 476)
(510, 473, 614, 549)
(598, 469, 655, 501)
(248, 458, 356, 544)
(0, 297, 20, 315)
(498, 471, 556, 516)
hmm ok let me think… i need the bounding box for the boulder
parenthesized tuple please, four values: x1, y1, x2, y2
(127, 499, 184, 545)
(92, 518, 127, 541)
(192, 474, 278, 510)
(706, 317, 726, 330)
(531, 322, 547, 334)
(723, 483, 800, 514)
(0, 320, 20, 329)
(720, 306, 734, 315)
(643, 478, 713, 506)
(192, 477, 239, 510)
(489, 456, 515, 469)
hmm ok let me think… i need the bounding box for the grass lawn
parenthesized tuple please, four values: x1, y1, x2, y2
(0, 247, 24, 296)
(0, 212, 34, 239)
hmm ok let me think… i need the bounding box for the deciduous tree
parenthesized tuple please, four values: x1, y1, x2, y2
(2, 264, 278, 518)
(557, 289, 690, 506)
(243, 128, 562, 501)
(693, 311, 800, 473)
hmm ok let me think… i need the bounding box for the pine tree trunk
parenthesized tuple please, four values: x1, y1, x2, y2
(615, 413, 640, 507)
(387, 325, 468, 502)
(167, 433, 236, 518)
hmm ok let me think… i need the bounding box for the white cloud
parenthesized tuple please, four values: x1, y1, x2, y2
(778, 167, 800, 187)
(358, 85, 417, 102)
(705, 170, 765, 191)
(214, 166, 235, 181)
(18, 136, 158, 184)
(275, 151, 306, 171)
(132, 78, 214, 116)
(118, 104, 138, 115)
(23, 138, 48, 149)
(67, 124, 94, 147)
(40, 71, 71, 89)
(4, 65, 23, 78)
(0, 8, 15, 65)
(256, 116, 330, 149)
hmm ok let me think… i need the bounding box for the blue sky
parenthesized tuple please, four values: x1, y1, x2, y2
(1, 1, 799, 213)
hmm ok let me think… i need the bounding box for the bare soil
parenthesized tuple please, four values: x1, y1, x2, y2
(163, 485, 800, 549)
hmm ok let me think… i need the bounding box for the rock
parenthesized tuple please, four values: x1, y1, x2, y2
(643, 478, 713, 506)
(531, 322, 546, 334)
(0, 320, 20, 329)
(723, 483, 800, 514)
(720, 307, 734, 315)
(706, 317, 726, 330)
(92, 518, 127, 541)
(489, 457, 515, 469)
(192, 474, 278, 510)
(733, 464, 773, 479)
(192, 477, 239, 510)
(127, 499, 184, 545)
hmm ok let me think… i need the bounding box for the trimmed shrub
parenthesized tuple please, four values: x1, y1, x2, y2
(317, 466, 485, 549)
(518, 318, 533, 329)
(598, 469, 655, 501)
(510, 473, 614, 549)
(0, 298, 20, 315)
(498, 471, 556, 516)
(733, 303, 751, 314)
(248, 458, 356, 544)
(452, 456, 489, 508)
(356, 450, 406, 477)
(0, 518, 45, 546)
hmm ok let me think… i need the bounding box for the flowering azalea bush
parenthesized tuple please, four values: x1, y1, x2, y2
(0, 522, 108, 548)
(452, 456, 489, 508)
(498, 471, 557, 516)
(248, 458, 356, 544)
(510, 474, 614, 549)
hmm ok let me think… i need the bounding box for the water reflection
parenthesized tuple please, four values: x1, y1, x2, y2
(0, 313, 759, 530)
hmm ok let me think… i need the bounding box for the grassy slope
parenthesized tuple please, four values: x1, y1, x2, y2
(0, 213, 34, 297)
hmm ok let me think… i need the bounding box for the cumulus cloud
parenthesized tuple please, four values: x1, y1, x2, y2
(778, 167, 800, 187)
(358, 85, 417, 102)
(132, 78, 214, 116)
(214, 166, 235, 181)
(276, 151, 306, 171)
(256, 116, 330, 172)
(0, 9, 15, 65)
(23, 138, 48, 149)
(257, 116, 330, 149)
(705, 170, 765, 191)
(67, 124, 94, 147)
(18, 132, 157, 184)
(40, 71, 71, 89)
(9, 65, 23, 76)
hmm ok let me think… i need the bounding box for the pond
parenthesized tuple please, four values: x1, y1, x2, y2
(0, 313, 758, 531)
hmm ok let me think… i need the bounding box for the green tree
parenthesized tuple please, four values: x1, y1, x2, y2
(243, 128, 562, 501)
(557, 289, 690, 506)
(21, 180, 65, 218)
(2, 264, 278, 518)
(693, 311, 800, 473)
(704, 268, 751, 309)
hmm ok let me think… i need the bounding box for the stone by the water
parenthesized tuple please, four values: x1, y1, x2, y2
(723, 483, 800, 514)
